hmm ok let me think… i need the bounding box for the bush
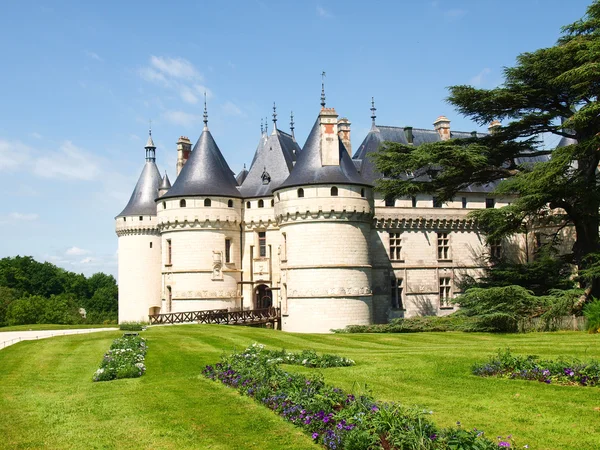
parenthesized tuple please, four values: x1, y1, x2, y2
(583, 299, 600, 333)
(203, 343, 519, 449)
(334, 315, 480, 333)
(92, 335, 147, 382)
(473, 348, 600, 387)
(119, 322, 147, 331)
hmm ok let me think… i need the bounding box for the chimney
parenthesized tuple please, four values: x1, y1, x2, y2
(337, 117, 352, 155)
(433, 116, 451, 141)
(488, 120, 501, 134)
(320, 107, 340, 166)
(404, 126, 414, 144)
(176, 136, 192, 175)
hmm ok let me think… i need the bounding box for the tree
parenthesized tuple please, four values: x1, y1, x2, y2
(373, 1, 600, 301)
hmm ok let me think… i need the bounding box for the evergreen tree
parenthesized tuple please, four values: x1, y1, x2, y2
(373, 1, 600, 301)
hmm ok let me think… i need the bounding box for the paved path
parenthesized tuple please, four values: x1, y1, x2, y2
(0, 328, 118, 350)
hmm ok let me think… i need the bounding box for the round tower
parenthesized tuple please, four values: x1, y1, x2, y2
(115, 131, 162, 323)
(156, 104, 243, 313)
(274, 106, 374, 333)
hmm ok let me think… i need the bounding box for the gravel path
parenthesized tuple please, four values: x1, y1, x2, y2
(0, 328, 118, 350)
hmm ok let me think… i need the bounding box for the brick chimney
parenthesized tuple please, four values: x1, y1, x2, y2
(176, 136, 192, 175)
(433, 116, 451, 141)
(488, 120, 501, 134)
(337, 117, 351, 155)
(320, 108, 339, 166)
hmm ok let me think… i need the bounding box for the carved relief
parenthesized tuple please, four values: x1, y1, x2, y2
(212, 251, 223, 280)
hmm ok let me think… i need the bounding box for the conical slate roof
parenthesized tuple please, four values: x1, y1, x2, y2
(160, 172, 171, 190)
(239, 127, 297, 197)
(277, 117, 370, 190)
(117, 161, 162, 217)
(161, 128, 242, 199)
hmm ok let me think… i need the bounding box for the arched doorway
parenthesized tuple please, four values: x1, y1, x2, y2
(255, 284, 272, 309)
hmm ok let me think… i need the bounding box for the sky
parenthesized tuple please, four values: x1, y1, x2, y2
(0, 0, 592, 279)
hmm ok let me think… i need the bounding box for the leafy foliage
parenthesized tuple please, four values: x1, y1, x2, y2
(333, 315, 479, 334)
(0, 256, 118, 326)
(371, 1, 600, 299)
(203, 343, 516, 449)
(583, 299, 600, 333)
(473, 348, 600, 387)
(93, 335, 147, 382)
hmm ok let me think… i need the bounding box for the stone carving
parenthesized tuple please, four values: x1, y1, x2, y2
(212, 251, 223, 280)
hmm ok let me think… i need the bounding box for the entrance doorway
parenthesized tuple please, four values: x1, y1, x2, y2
(254, 284, 273, 309)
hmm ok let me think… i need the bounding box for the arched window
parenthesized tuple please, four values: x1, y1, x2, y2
(162, 201, 166, 209)
(258, 199, 264, 208)
(180, 199, 186, 208)
(228, 199, 233, 208)
(360, 188, 365, 198)
(297, 188, 304, 198)
(246, 201, 251, 209)
(204, 198, 212, 207)
(271, 199, 274, 207)
(330, 186, 338, 196)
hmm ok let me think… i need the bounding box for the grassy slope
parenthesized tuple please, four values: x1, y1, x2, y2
(0, 326, 598, 450)
(0, 324, 115, 332)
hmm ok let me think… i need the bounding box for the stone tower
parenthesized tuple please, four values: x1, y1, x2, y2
(156, 111, 243, 313)
(115, 132, 162, 322)
(274, 106, 374, 332)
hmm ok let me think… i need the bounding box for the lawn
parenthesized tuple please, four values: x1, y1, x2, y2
(0, 326, 598, 450)
(0, 324, 116, 332)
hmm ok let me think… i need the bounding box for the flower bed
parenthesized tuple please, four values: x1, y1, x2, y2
(473, 348, 600, 386)
(203, 343, 518, 449)
(93, 335, 147, 382)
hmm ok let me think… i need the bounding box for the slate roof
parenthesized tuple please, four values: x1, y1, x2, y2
(117, 161, 162, 217)
(160, 172, 171, 190)
(236, 166, 249, 186)
(278, 117, 371, 190)
(161, 128, 242, 199)
(239, 127, 299, 198)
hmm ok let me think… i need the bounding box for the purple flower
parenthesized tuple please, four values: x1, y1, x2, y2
(430, 434, 438, 441)
(312, 432, 319, 440)
(498, 441, 511, 447)
(371, 405, 379, 412)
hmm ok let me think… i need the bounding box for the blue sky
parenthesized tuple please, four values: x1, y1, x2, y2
(0, 0, 591, 278)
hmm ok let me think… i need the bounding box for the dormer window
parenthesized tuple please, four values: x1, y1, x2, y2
(204, 198, 212, 207)
(180, 199, 186, 208)
(261, 168, 271, 185)
(330, 186, 338, 196)
(297, 188, 304, 198)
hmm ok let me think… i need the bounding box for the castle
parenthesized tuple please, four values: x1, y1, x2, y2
(116, 95, 560, 333)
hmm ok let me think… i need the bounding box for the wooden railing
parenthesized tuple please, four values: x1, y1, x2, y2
(148, 307, 281, 328)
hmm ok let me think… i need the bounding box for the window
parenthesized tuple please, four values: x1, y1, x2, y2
(439, 277, 452, 307)
(228, 199, 234, 208)
(385, 196, 395, 207)
(166, 286, 172, 310)
(297, 188, 304, 198)
(331, 186, 338, 196)
(486, 198, 495, 209)
(139, 216, 143, 221)
(180, 199, 186, 208)
(123, 217, 126, 221)
(204, 198, 211, 207)
(258, 231, 267, 257)
(391, 276, 404, 309)
(271, 199, 274, 207)
(360, 188, 365, 198)
(461, 197, 467, 209)
(246, 201, 251, 209)
(411, 196, 417, 208)
(437, 232, 450, 260)
(433, 197, 442, 208)
(163, 201, 166, 209)
(225, 238, 231, 263)
(389, 232, 402, 261)
(149, 242, 153, 249)
(258, 199, 264, 208)
(489, 239, 502, 260)
(166, 239, 172, 265)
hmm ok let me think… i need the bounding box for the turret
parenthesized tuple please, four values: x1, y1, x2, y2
(274, 100, 374, 333)
(115, 129, 162, 323)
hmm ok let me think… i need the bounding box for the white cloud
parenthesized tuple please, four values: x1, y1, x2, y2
(470, 68, 491, 87)
(33, 141, 102, 181)
(9, 212, 39, 221)
(179, 85, 199, 104)
(150, 56, 199, 80)
(316, 5, 332, 17)
(163, 110, 201, 127)
(85, 50, 103, 62)
(221, 101, 244, 117)
(0, 139, 31, 172)
(80, 257, 93, 264)
(66, 246, 90, 256)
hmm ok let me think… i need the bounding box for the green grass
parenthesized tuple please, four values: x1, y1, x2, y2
(0, 326, 599, 449)
(0, 324, 116, 332)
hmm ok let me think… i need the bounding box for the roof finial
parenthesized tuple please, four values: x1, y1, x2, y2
(370, 97, 377, 128)
(320, 71, 326, 108)
(260, 118, 264, 134)
(290, 111, 295, 138)
(272, 102, 277, 125)
(149, 119, 152, 136)
(145, 121, 156, 162)
(203, 92, 208, 130)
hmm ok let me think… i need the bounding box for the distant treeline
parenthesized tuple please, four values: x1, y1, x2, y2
(0, 256, 118, 326)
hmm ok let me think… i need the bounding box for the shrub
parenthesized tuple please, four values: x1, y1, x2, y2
(334, 315, 480, 333)
(93, 335, 147, 382)
(473, 348, 600, 387)
(203, 343, 519, 449)
(583, 299, 600, 333)
(119, 322, 147, 331)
